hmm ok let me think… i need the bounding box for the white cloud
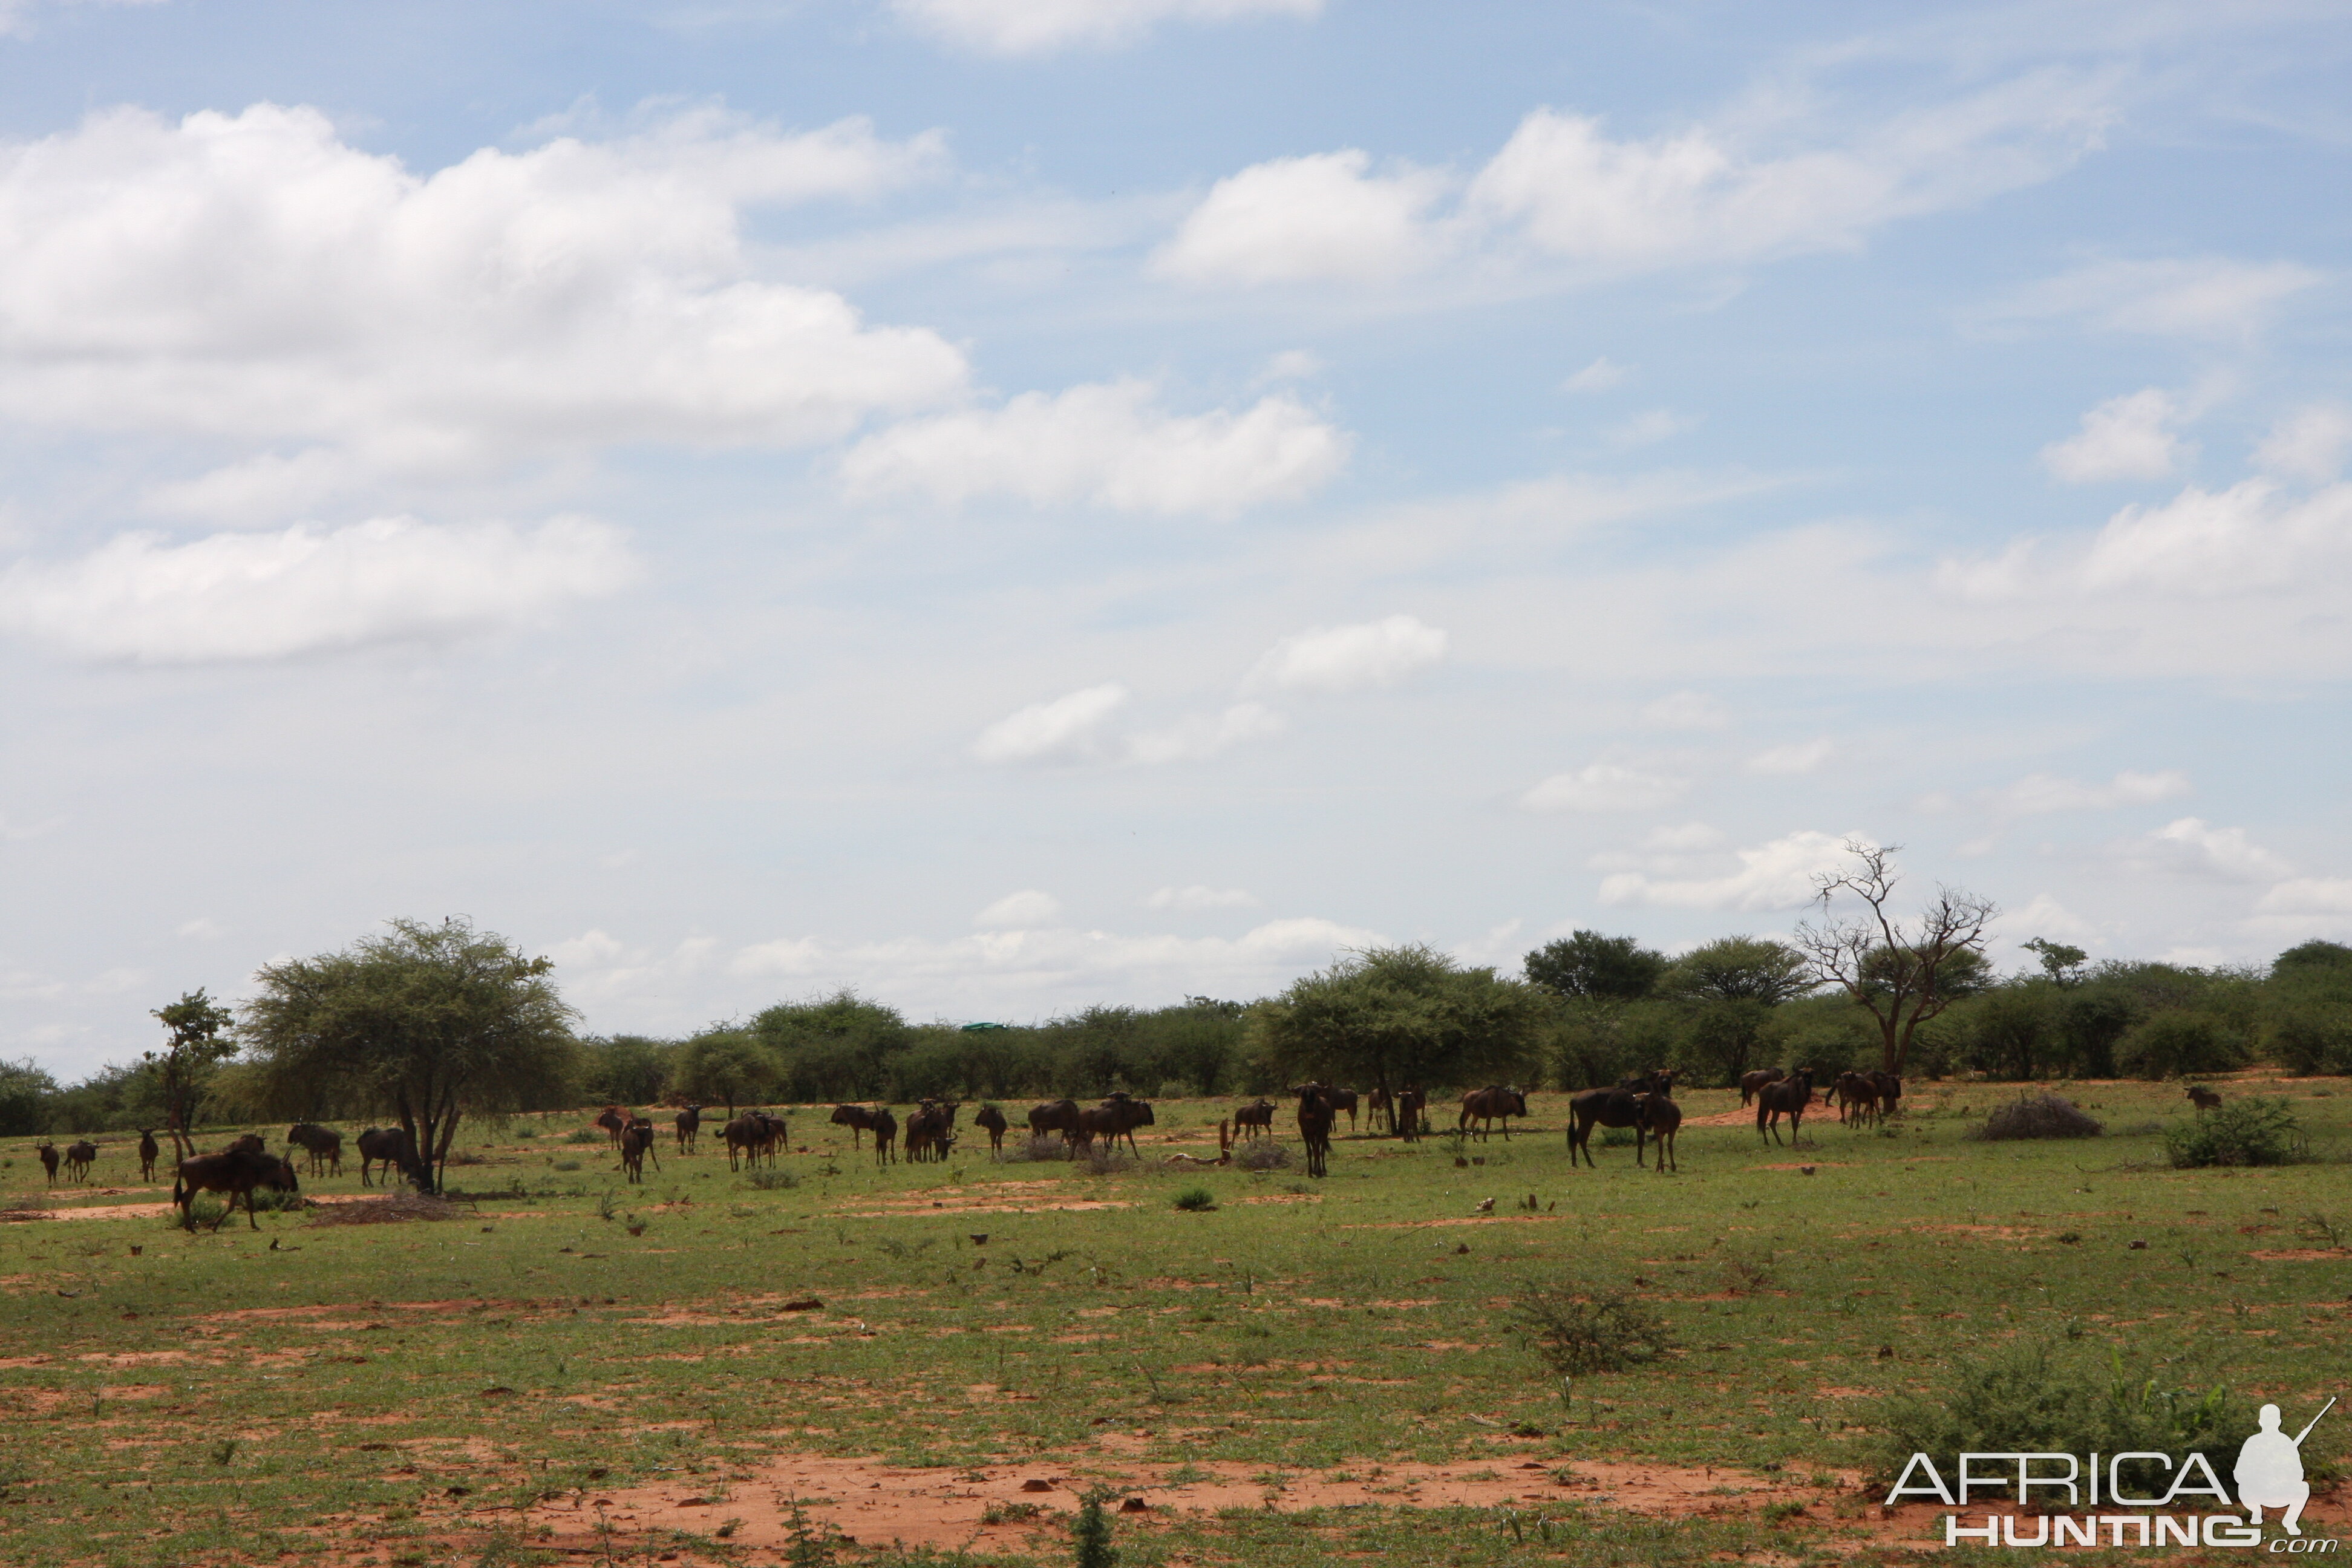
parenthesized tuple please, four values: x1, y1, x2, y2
(970, 683, 1130, 764)
(1152, 149, 1450, 287)
(1642, 823, 1724, 852)
(1641, 691, 1728, 730)
(2040, 388, 2190, 483)
(1599, 828, 1853, 910)
(1561, 356, 1629, 394)
(1125, 702, 1286, 765)
(1145, 884, 1259, 910)
(0, 103, 964, 480)
(0, 515, 633, 663)
(841, 379, 1349, 516)
(1995, 769, 2190, 815)
(891, 0, 1319, 55)
(1984, 256, 2322, 340)
(1745, 738, 1831, 776)
(2082, 480, 2352, 595)
(1521, 763, 1688, 814)
(1244, 614, 1448, 694)
(2257, 878, 2352, 916)
(2006, 893, 2096, 944)
(2128, 817, 2292, 883)
(976, 889, 1062, 929)
(2255, 404, 2352, 485)
(1256, 349, 1325, 384)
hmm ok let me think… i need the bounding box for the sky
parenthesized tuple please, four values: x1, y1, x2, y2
(3, 0, 2351, 1077)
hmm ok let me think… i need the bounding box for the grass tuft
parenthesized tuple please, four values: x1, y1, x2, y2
(1174, 1186, 1217, 1212)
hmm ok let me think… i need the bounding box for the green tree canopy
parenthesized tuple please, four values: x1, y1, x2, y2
(751, 990, 912, 1102)
(0, 1057, 57, 1138)
(1524, 930, 1667, 1002)
(240, 917, 577, 1192)
(1648, 936, 1815, 1086)
(670, 1029, 777, 1115)
(1249, 944, 1550, 1102)
(148, 988, 238, 1158)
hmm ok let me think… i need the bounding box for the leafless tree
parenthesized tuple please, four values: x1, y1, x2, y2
(1792, 841, 1996, 1076)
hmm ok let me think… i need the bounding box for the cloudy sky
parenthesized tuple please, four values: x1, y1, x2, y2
(3, 0, 2350, 1075)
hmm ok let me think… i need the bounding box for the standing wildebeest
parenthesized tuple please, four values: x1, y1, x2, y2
(2187, 1083, 2224, 1112)
(594, 1106, 629, 1148)
(64, 1140, 98, 1182)
(1756, 1068, 1817, 1146)
(674, 1104, 704, 1154)
(829, 1104, 877, 1148)
(1635, 1093, 1682, 1174)
(1567, 1070, 1673, 1169)
(619, 1117, 658, 1183)
(1094, 1093, 1154, 1154)
(1396, 1086, 1427, 1141)
(1831, 1071, 1883, 1126)
(724, 1112, 762, 1171)
(1028, 1099, 1082, 1146)
(1739, 1068, 1784, 1108)
(356, 1126, 412, 1187)
(173, 1147, 298, 1231)
(137, 1129, 161, 1182)
(1869, 1071, 1903, 1120)
(871, 1108, 898, 1166)
(287, 1123, 343, 1177)
(1324, 1087, 1359, 1132)
(905, 1101, 961, 1162)
(1459, 1085, 1529, 1141)
(35, 1142, 59, 1185)
(973, 1105, 1010, 1158)
(1233, 1099, 1275, 1138)
(1294, 1083, 1338, 1178)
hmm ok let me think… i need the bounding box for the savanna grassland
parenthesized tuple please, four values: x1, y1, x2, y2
(2, 1078, 2349, 1568)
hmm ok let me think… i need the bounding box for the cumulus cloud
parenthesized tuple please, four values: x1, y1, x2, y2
(0, 103, 964, 482)
(2257, 878, 2352, 916)
(2126, 817, 2292, 882)
(1145, 884, 1259, 910)
(975, 889, 1062, 928)
(1983, 256, 2322, 340)
(1521, 763, 1688, 814)
(1944, 479, 2352, 602)
(891, 0, 1319, 55)
(0, 515, 633, 663)
(1745, 738, 1831, 776)
(1599, 828, 1852, 910)
(1152, 150, 1449, 286)
(1125, 702, 1285, 765)
(1244, 614, 1447, 694)
(840, 379, 1349, 517)
(970, 683, 1131, 764)
(1995, 769, 2189, 815)
(2041, 388, 2190, 483)
(2256, 404, 2352, 485)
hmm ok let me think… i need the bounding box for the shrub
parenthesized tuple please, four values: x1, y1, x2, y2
(512, 1126, 541, 1140)
(1173, 1186, 1216, 1212)
(246, 1185, 309, 1212)
(552, 1158, 582, 1172)
(1081, 1146, 1134, 1175)
(564, 1128, 601, 1145)
(745, 1168, 799, 1191)
(2116, 1011, 2244, 1080)
(1511, 1282, 1673, 1374)
(1073, 1485, 1119, 1568)
(1872, 1344, 2256, 1494)
(1004, 1135, 1065, 1164)
(1968, 1093, 2103, 1141)
(165, 1196, 227, 1230)
(2165, 1097, 2304, 1168)
(1233, 1140, 1290, 1171)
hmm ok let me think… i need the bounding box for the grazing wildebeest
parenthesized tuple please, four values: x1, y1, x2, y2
(173, 1147, 298, 1231)
(1028, 1099, 1082, 1146)
(1232, 1099, 1275, 1138)
(619, 1117, 658, 1183)
(1635, 1093, 1682, 1174)
(1738, 1068, 1784, 1108)
(62, 1139, 97, 1183)
(1094, 1093, 1154, 1154)
(1756, 1068, 1817, 1146)
(2186, 1083, 2224, 1112)
(594, 1106, 629, 1148)
(226, 1133, 266, 1155)
(973, 1105, 1010, 1158)
(1294, 1083, 1338, 1178)
(1458, 1085, 1530, 1142)
(674, 1104, 704, 1154)
(871, 1108, 898, 1166)
(829, 1104, 877, 1148)
(137, 1129, 161, 1182)
(1567, 1070, 1673, 1168)
(35, 1141, 59, 1185)
(286, 1123, 342, 1177)
(356, 1126, 412, 1187)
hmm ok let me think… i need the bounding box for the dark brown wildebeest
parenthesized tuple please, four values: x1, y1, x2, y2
(287, 1123, 342, 1177)
(871, 1108, 898, 1166)
(1293, 1083, 1338, 1178)
(754, 1110, 788, 1163)
(1324, 1087, 1359, 1132)
(723, 1112, 763, 1171)
(905, 1101, 960, 1162)
(1094, 1093, 1154, 1154)
(226, 1132, 266, 1155)
(174, 1147, 298, 1230)
(1567, 1070, 1672, 1168)
(619, 1117, 658, 1183)
(35, 1141, 59, 1185)
(356, 1126, 412, 1187)
(1869, 1071, 1903, 1120)
(594, 1106, 629, 1148)
(1028, 1099, 1081, 1145)
(1831, 1070, 1880, 1127)
(1233, 1098, 1274, 1138)
(137, 1129, 161, 1182)
(1458, 1085, 1529, 1141)
(1756, 1068, 1816, 1146)
(674, 1104, 704, 1154)
(1738, 1068, 1784, 1108)
(1635, 1093, 1682, 1174)
(2186, 1083, 2223, 1112)
(1396, 1086, 1427, 1141)
(1365, 1085, 1392, 1134)
(63, 1139, 98, 1183)
(829, 1104, 877, 1148)
(973, 1105, 1010, 1158)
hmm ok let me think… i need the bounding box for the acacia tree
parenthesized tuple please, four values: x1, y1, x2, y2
(1250, 944, 1551, 1129)
(1792, 841, 1995, 1076)
(241, 918, 577, 1192)
(149, 989, 237, 1159)
(670, 1029, 777, 1116)
(1657, 936, 1815, 1085)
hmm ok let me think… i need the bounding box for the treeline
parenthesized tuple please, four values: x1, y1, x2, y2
(7, 930, 2351, 1139)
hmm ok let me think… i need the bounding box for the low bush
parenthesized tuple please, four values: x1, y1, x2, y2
(2116, 1011, 2245, 1080)
(1173, 1186, 1216, 1212)
(1233, 1140, 1290, 1171)
(1511, 1282, 1673, 1374)
(2164, 1097, 2305, 1168)
(1082, 1146, 1135, 1175)
(552, 1158, 582, 1172)
(1003, 1135, 1065, 1164)
(744, 1168, 799, 1191)
(1968, 1093, 2103, 1141)
(563, 1128, 601, 1145)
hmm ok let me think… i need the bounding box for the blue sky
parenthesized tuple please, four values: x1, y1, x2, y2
(3, 0, 2350, 1076)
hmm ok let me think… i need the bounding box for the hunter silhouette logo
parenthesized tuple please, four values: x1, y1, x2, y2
(2238, 1398, 2333, 1537)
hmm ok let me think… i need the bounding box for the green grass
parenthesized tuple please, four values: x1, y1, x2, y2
(1, 1082, 2348, 1567)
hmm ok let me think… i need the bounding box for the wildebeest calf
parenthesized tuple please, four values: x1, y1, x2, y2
(1738, 1068, 1784, 1108)
(137, 1129, 161, 1182)
(1232, 1099, 1274, 1138)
